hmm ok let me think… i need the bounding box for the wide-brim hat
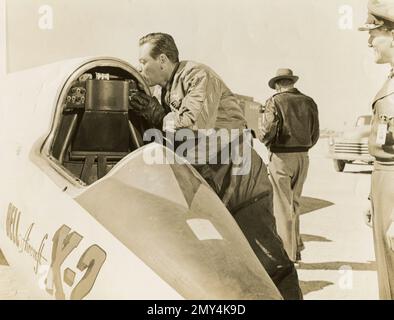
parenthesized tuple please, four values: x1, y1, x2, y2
(268, 68, 299, 89)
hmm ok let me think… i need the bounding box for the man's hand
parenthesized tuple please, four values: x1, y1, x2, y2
(128, 91, 167, 128)
(162, 112, 176, 133)
(386, 221, 394, 251)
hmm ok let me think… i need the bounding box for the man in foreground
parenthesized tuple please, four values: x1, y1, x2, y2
(128, 33, 302, 299)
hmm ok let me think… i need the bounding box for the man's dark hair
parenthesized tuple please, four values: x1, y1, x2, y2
(139, 33, 179, 63)
(276, 79, 295, 87)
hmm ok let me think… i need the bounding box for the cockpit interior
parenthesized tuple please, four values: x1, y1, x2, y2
(49, 64, 151, 186)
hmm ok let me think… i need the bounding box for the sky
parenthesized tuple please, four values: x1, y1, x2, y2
(1, 0, 391, 130)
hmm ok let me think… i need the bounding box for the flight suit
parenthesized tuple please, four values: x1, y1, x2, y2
(161, 61, 303, 299)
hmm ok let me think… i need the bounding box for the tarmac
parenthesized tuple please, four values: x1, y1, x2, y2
(297, 141, 377, 300)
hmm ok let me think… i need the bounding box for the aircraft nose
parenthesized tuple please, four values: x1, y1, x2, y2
(75, 145, 282, 300)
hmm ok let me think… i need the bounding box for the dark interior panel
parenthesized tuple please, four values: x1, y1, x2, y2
(51, 66, 150, 185)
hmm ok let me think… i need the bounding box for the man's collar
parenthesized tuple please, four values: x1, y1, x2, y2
(273, 88, 300, 98)
(165, 62, 180, 89)
(278, 88, 299, 94)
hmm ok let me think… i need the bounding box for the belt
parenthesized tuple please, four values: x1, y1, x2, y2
(270, 146, 310, 153)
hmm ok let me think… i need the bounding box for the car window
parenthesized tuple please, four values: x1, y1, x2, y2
(356, 115, 372, 127)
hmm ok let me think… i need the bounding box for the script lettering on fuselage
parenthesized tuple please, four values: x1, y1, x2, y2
(5, 203, 48, 273)
(4, 202, 107, 300)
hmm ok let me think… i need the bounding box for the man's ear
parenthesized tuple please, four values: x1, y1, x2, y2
(159, 53, 168, 65)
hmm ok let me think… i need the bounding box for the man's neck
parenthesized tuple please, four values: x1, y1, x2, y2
(161, 62, 178, 88)
(277, 86, 295, 93)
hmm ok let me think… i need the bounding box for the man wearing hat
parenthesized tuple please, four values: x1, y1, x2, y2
(359, 0, 394, 300)
(258, 68, 319, 263)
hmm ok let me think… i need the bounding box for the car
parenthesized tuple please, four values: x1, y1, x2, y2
(0, 56, 282, 300)
(328, 115, 374, 172)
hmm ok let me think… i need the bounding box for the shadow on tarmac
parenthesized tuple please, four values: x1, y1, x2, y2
(299, 280, 334, 296)
(299, 196, 334, 215)
(301, 234, 332, 243)
(0, 250, 8, 266)
(297, 260, 376, 271)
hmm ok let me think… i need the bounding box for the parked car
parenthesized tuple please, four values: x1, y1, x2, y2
(328, 115, 374, 172)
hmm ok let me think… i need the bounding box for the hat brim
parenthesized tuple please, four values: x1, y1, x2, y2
(358, 23, 384, 31)
(268, 75, 299, 89)
(358, 13, 385, 31)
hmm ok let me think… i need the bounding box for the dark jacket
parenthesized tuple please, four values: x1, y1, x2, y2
(259, 88, 319, 153)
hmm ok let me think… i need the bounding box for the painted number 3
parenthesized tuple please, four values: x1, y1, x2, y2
(45, 225, 107, 300)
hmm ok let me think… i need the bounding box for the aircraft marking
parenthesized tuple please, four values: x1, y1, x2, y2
(186, 219, 223, 241)
(5, 203, 107, 300)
